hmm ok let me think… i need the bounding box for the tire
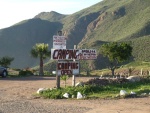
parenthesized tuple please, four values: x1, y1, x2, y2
(2, 71, 7, 78)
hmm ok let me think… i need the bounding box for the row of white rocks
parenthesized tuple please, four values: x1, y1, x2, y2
(36, 88, 85, 99)
(63, 92, 85, 99)
(120, 90, 150, 97)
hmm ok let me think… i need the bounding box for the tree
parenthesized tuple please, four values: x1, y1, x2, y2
(100, 42, 132, 76)
(0, 56, 14, 67)
(31, 43, 50, 75)
(60, 75, 69, 88)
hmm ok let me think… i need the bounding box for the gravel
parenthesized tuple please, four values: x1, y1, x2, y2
(0, 99, 91, 113)
(0, 76, 92, 113)
(0, 76, 150, 113)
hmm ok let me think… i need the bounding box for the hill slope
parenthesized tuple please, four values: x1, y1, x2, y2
(0, 18, 62, 68)
(0, 0, 149, 69)
(77, 0, 150, 47)
(34, 11, 67, 22)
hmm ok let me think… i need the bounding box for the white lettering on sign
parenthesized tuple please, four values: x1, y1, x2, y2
(57, 61, 79, 75)
(51, 49, 97, 60)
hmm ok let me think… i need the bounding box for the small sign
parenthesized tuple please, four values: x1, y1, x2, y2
(57, 61, 79, 75)
(51, 49, 97, 60)
(78, 49, 97, 60)
(53, 35, 66, 49)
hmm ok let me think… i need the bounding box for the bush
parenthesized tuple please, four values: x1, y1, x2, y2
(44, 71, 53, 76)
(40, 88, 63, 99)
(39, 85, 103, 99)
(39, 79, 150, 99)
(19, 70, 33, 76)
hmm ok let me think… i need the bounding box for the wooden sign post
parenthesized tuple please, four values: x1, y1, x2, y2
(51, 31, 97, 88)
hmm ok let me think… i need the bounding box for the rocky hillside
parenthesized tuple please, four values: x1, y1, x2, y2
(0, 0, 149, 69)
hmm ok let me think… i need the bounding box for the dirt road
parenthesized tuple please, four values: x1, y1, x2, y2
(0, 76, 150, 113)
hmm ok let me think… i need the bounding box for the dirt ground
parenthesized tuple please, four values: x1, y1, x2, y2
(0, 76, 150, 113)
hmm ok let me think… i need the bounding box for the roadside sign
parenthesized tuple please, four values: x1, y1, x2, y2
(57, 60, 79, 75)
(79, 49, 97, 60)
(51, 49, 97, 60)
(53, 35, 66, 49)
(52, 33, 97, 87)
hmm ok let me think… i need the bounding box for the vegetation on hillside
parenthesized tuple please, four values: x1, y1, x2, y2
(130, 36, 150, 61)
(78, 0, 150, 46)
(0, 0, 149, 69)
(34, 11, 67, 22)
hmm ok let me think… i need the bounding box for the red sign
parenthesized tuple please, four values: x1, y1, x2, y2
(51, 49, 97, 60)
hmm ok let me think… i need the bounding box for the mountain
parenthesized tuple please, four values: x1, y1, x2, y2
(34, 11, 67, 22)
(0, 0, 150, 69)
(0, 18, 63, 68)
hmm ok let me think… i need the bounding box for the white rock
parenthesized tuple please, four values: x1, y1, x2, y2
(130, 91, 136, 94)
(141, 93, 147, 96)
(120, 90, 128, 96)
(77, 92, 83, 99)
(127, 76, 140, 82)
(63, 93, 69, 98)
(37, 88, 46, 94)
(75, 82, 84, 87)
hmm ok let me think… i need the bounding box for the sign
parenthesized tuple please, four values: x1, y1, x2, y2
(79, 49, 97, 60)
(57, 61, 79, 75)
(53, 35, 66, 49)
(51, 49, 97, 60)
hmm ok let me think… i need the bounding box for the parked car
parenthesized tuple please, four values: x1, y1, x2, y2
(0, 66, 7, 77)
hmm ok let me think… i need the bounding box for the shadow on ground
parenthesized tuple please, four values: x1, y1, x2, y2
(0, 76, 56, 81)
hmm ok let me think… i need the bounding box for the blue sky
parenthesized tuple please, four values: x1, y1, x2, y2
(0, 0, 102, 29)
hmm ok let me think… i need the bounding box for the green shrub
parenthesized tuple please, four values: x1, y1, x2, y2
(61, 75, 70, 87)
(39, 79, 150, 99)
(40, 88, 64, 99)
(44, 71, 52, 76)
(39, 85, 104, 99)
(19, 70, 33, 76)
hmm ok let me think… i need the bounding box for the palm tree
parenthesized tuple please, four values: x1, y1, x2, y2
(31, 43, 50, 75)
